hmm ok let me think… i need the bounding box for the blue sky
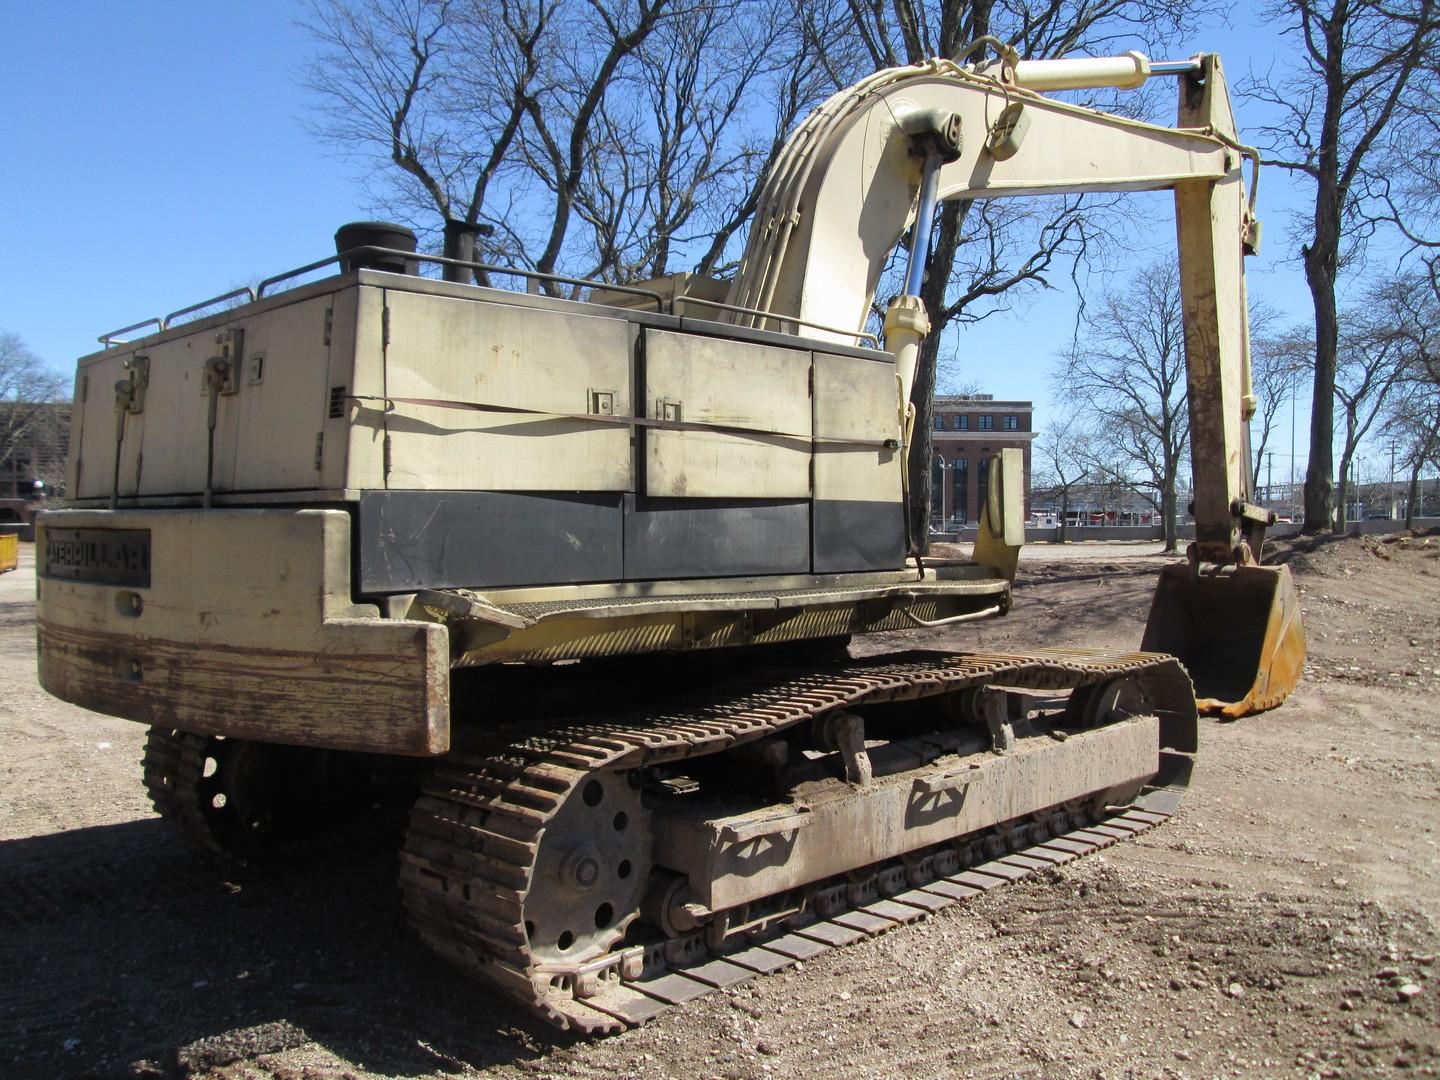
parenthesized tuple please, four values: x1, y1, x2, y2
(0, 2, 1359, 487)
(0, 2, 366, 365)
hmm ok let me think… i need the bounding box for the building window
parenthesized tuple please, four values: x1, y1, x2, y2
(957, 415, 969, 431)
(976, 455, 989, 516)
(955, 458, 968, 524)
(1003, 415, 1018, 431)
(934, 415, 945, 431)
(978, 415, 994, 431)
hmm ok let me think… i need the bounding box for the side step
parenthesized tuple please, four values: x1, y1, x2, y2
(565, 799, 1176, 1030)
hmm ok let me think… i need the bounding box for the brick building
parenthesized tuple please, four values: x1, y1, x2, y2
(929, 394, 1034, 527)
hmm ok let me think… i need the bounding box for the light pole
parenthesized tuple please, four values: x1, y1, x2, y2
(1289, 382, 1297, 521)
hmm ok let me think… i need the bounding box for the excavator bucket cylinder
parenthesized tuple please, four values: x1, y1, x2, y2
(1141, 562, 1306, 718)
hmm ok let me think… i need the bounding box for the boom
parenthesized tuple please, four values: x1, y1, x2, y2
(721, 52, 1301, 713)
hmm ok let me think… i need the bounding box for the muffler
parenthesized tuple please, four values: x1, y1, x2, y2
(1141, 562, 1305, 718)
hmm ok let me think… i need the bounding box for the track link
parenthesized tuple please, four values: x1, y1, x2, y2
(143, 728, 227, 857)
(142, 727, 402, 864)
(399, 648, 1196, 1033)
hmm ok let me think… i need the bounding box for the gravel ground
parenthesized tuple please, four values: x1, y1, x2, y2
(2, 533, 1438, 1079)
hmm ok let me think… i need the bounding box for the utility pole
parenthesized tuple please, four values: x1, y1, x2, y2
(1289, 384, 1297, 521)
(1266, 451, 1273, 506)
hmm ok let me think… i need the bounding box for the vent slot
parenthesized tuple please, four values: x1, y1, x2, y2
(328, 386, 347, 419)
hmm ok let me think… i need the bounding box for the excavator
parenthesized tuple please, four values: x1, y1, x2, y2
(35, 47, 1304, 1032)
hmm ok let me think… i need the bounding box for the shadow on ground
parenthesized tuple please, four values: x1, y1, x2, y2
(0, 819, 567, 1079)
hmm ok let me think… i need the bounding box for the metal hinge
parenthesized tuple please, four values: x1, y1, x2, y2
(203, 330, 242, 397)
(313, 431, 324, 471)
(383, 432, 392, 479)
(117, 355, 149, 414)
(323, 306, 333, 346)
(382, 306, 391, 347)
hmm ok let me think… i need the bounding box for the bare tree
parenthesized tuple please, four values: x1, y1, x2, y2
(1031, 411, 1096, 543)
(1375, 270, 1440, 525)
(1249, 322, 1311, 492)
(1331, 281, 1412, 529)
(301, 0, 823, 287)
(1385, 377, 1440, 526)
(1055, 261, 1189, 551)
(578, 4, 834, 282)
(1375, 27, 1440, 282)
(0, 331, 69, 498)
(1242, 0, 1439, 532)
(22, 406, 71, 500)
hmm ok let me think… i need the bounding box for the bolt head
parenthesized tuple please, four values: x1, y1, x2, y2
(573, 856, 600, 888)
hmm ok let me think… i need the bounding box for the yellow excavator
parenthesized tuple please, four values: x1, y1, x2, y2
(35, 47, 1302, 1031)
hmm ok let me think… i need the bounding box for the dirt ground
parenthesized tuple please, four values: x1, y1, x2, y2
(3, 534, 1438, 1080)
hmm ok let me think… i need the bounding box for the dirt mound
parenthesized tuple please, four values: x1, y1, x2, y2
(1271, 527, 1440, 577)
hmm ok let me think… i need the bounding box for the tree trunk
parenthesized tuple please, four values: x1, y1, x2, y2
(1161, 473, 1178, 553)
(1302, 238, 1339, 533)
(905, 199, 966, 553)
(907, 336, 938, 554)
(1405, 458, 1422, 530)
(1059, 491, 1068, 543)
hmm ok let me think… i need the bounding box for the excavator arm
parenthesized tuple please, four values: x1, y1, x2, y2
(723, 51, 1303, 716)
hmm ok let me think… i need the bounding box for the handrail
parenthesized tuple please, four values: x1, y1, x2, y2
(98, 317, 163, 347)
(256, 246, 669, 314)
(163, 286, 258, 329)
(334, 246, 669, 313)
(672, 294, 880, 348)
(255, 254, 344, 297)
(100, 245, 882, 346)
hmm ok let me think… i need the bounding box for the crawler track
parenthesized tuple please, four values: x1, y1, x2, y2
(399, 647, 1196, 1033)
(143, 729, 226, 855)
(142, 728, 401, 863)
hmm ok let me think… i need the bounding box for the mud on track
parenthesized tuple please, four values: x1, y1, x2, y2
(3, 535, 1438, 1079)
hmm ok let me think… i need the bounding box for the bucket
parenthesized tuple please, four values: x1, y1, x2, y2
(1141, 562, 1306, 718)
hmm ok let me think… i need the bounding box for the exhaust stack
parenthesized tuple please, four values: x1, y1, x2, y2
(334, 221, 418, 275)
